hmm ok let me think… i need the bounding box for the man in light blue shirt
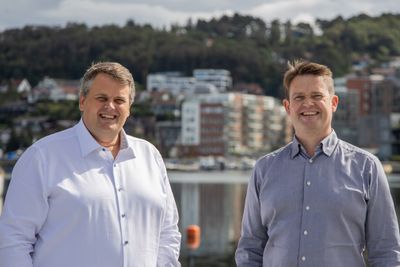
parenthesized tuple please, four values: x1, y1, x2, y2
(235, 60, 400, 266)
(0, 62, 181, 266)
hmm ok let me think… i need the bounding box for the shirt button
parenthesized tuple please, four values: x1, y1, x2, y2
(303, 230, 308, 235)
(305, 205, 310, 210)
(309, 159, 313, 163)
(121, 214, 126, 218)
(301, 256, 306, 261)
(124, 241, 129, 245)
(102, 148, 106, 151)
(306, 181, 311, 186)
(118, 188, 123, 192)
(113, 164, 117, 167)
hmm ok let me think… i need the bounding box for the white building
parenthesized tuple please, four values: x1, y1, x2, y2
(147, 73, 196, 95)
(193, 69, 232, 92)
(181, 100, 201, 145)
(147, 69, 232, 95)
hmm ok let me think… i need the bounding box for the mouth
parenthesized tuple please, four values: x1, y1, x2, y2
(301, 111, 319, 116)
(100, 113, 117, 120)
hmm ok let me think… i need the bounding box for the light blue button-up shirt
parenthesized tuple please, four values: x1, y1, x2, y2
(0, 119, 181, 267)
(236, 131, 400, 267)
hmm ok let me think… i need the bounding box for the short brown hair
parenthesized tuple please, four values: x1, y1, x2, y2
(283, 60, 334, 99)
(80, 62, 135, 105)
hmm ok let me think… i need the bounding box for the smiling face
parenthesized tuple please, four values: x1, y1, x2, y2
(79, 73, 131, 145)
(283, 74, 338, 141)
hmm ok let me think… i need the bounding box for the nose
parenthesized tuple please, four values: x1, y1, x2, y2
(302, 97, 314, 107)
(104, 100, 116, 109)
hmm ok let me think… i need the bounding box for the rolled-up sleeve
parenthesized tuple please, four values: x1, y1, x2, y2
(365, 157, 400, 266)
(0, 146, 48, 267)
(235, 165, 268, 267)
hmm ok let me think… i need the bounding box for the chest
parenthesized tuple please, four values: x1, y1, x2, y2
(259, 156, 368, 225)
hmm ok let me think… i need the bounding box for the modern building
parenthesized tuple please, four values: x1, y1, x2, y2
(147, 69, 232, 95)
(146, 72, 196, 95)
(333, 78, 360, 145)
(345, 73, 400, 159)
(180, 93, 288, 157)
(193, 69, 232, 92)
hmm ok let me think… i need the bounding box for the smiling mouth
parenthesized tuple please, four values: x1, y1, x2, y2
(100, 114, 117, 120)
(301, 111, 319, 116)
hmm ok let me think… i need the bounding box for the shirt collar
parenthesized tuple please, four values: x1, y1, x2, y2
(75, 119, 132, 158)
(290, 130, 339, 159)
(320, 130, 339, 157)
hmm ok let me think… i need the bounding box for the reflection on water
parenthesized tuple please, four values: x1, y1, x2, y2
(169, 170, 250, 258)
(1, 170, 400, 266)
(170, 171, 400, 266)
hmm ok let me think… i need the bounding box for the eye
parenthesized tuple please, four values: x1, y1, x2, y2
(293, 95, 304, 101)
(96, 96, 107, 102)
(312, 94, 323, 100)
(115, 98, 126, 105)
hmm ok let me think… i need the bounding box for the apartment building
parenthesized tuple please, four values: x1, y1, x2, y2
(344, 74, 400, 159)
(146, 72, 196, 95)
(147, 69, 232, 95)
(193, 69, 232, 92)
(332, 78, 360, 145)
(180, 93, 288, 157)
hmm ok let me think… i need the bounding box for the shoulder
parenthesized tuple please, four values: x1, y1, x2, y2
(125, 135, 163, 161)
(256, 143, 292, 167)
(125, 135, 167, 175)
(20, 127, 76, 159)
(13, 127, 77, 174)
(337, 139, 380, 164)
(32, 126, 76, 150)
(252, 143, 292, 180)
(126, 135, 158, 152)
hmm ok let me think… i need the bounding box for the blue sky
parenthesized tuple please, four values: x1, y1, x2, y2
(1, 0, 400, 30)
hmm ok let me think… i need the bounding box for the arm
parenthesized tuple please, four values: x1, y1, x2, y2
(235, 166, 268, 267)
(366, 157, 400, 266)
(0, 146, 49, 267)
(155, 152, 181, 267)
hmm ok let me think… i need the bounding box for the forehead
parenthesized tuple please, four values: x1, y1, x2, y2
(90, 73, 130, 96)
(289, 75, 329, 95)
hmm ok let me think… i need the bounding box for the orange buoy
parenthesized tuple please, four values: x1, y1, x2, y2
(186, 225, 201, 250)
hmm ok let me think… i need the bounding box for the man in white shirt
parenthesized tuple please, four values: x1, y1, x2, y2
(0, 62, 181, 267)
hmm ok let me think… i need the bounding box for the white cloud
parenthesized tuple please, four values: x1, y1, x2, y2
(247, 0, 400, 25)
(37, 0, 234, 28)
(0, 0, 399, 30)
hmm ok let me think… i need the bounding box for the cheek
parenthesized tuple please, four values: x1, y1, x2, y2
(119, 106, 131, 117)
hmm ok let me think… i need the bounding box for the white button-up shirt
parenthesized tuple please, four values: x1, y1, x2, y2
(0, 119, 181, 267)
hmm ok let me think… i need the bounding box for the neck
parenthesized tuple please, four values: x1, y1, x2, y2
(100, 140, 119, 148)
(97, 135, 121, 158)
(296, 129, 331, 157)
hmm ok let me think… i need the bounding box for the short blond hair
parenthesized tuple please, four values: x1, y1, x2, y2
(80, 62, 135, 104)
(283, 60, 334, 99)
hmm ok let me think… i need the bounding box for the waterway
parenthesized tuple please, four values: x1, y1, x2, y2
(169, 170, 400, 266)
(1, 169, 400, 266)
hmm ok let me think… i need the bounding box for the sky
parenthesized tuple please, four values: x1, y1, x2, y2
(1, 0, 400, 31)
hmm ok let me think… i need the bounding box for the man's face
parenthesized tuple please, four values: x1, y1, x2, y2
(283, 74, 338, 139)
(79, 73, 131, 143)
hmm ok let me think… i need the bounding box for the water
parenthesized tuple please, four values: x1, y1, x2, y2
(169, 170, 250, 266)
(2, 169, 400, 266)
(169, 170, 400, 266)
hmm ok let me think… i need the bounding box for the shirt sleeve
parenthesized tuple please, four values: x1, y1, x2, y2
(0, 146, 49, 267)
(365, 157, 400, 266)
(155, 152, 181, 267)
(235, 164, 268, 267)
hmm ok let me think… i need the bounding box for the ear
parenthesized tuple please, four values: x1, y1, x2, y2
(79, 94, 85, 112)
(283, 99, 290, 114)
(331, 95, 339, 112)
